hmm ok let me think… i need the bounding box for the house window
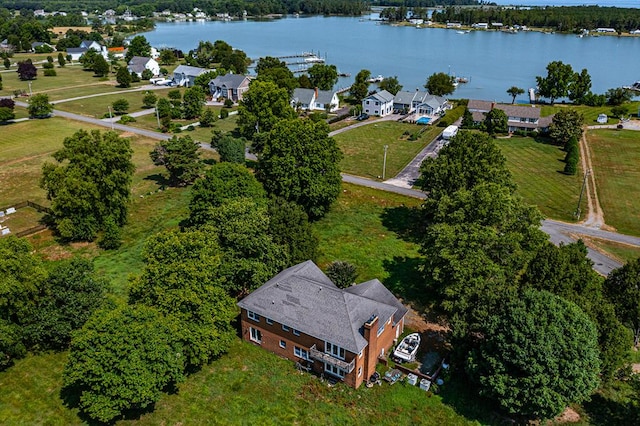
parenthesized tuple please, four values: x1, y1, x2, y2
(358, 350, 363, 359)
(358, 366, 362, 377)
(250, 327, 262, 344)
(325, 342, 345, 360)
(375, 101, 379, 106)
(247, 311, 260, 322)
(293, 329, 301, 336)
(366, 101, 369, 105)
(279, 340, 286, 349)
(266, 318, 273, 325)
(324, 363, 345, 378)
(294, 346, 309, 360)
(377, 323, 385, 337)
(282, 324, 290, 332)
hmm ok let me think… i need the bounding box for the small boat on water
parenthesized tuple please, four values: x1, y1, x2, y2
(393, 333, 421, 363)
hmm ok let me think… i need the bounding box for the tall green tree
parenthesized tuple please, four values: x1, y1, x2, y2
(182, 85, 205, 119)
(267, 197, 319, 266)
(379, 76, 403, 95)
(506, 86, 524, 104)
(213, 134, 246, 164)
(350, 69, 371, 102)
(568, 68, 592, 104)
(256, 119, 342, 220)
(549, 109, 584, 146)
(27, 93, 52, 118)
(484, 108, 508, 135)
(307, 63, 338, 91)
(41, 129, 134, 241)
(237, 80, 296, 141)
(536, 61, 575, 104)
(187, 162, 266, 228)
(424, 72, 455, 96)
(92, 54, 109, 77)
(62, 305, 186, 423)
(22, 258, 107, 350)
(467, 289, 601, 420)
(150, 135, 202, 186)
(124, 35, 151, 62)
(129, 229, 237, 367)
(605, 258, 640, 346)
(116, 65, 132, 88)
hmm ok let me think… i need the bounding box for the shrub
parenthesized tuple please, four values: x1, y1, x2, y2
(42, 61, 54, 69)
(43, 69, 57, 76)
(224, 98, 234, 108)
(119, 115, 136, 124)
(187, 125, 195, 131)
(199, 108, 217, 127)
(220, 108, 229, 119)
(141, 69, 154, 80)
(438, 105, 465, 127)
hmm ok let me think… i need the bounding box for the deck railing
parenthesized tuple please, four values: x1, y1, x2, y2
(309, 345, 355, 373)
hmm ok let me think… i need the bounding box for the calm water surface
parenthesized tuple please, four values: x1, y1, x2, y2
(142, 15, 640, 103)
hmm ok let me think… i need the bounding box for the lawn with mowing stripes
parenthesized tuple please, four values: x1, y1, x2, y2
(54, 88, 179, 118)
(496, 136, 585, 222)
(333, 121, 441, 179)
(588, 129, 640, 236)
(540, 102, 640, 125)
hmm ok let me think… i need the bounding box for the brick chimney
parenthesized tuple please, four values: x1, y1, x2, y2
(314, 87, 318, 99)
(363, 315, 379, 382)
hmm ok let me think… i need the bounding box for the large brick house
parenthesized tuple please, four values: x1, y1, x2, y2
(237, 261, 408, 388)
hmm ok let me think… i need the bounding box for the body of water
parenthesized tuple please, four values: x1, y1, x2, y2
(142, 15, 640, 103)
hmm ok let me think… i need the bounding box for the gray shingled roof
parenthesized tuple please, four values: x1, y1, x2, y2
(367, 90, 394, 103)
(210, 73, 249, 89)
(66, 47, 87, 54)
(237, 261, 406, 354)
(291, 88, 315, 106)
(173, 64, 208, 77)
(467, 99, 493, 112)
(128, 56, 152, 74)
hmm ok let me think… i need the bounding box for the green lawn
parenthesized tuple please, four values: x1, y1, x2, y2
(0, 339, 477, 426)
(333, 121, 441, 179)
(588, 129, 640, 236)
(496, 136, 585, 222)
(583, 237, 640, 264)
(54, 88, 178, 118)
(541, 102, 640, 125)
(314, 183, 424, 302)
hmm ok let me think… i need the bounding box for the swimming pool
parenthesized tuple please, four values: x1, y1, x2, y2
(416, 117, 431, 125)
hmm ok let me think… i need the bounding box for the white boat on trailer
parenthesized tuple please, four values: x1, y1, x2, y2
(393, 333, 421, 363)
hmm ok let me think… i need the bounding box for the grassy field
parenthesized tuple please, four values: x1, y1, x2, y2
(0, 339, 477, 425)
(333, 121, 441, 179)
(581, 237, 640, 264)
(54, 88, 179, 118)
(314, 183, 424, 302)
(588, 129, 640, 236)
(496, 136, 585, 222)
(541, 102, 640, 125)
(128, 109, 239, 143)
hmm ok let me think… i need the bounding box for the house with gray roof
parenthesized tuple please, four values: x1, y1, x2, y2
(127, 56, 160, 78)
(394, 90, 450, 115)
(291, 88, 340, 112)
(362, 90, 394, 117)
(467, 99, 553, 132)
(237, 261, 408, 388)
(172, 64, 209, 87)
(209, 73, 251, 102)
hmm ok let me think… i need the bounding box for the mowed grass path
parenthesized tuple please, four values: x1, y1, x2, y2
(588, 129, 640, 236)
(333, 121, 440, 179)
(496, 136, 584, 222)
(0, 339, 476, 426)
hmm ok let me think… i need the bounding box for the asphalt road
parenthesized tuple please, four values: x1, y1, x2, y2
(14, 102, 635, 275)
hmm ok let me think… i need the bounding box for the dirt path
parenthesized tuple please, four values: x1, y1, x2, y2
(579, 131, 607, 229)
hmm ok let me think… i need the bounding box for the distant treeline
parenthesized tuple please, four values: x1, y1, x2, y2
(432, 5, 640, 32)
(0, 1, 371, 16)
(372, 0, 479, 6)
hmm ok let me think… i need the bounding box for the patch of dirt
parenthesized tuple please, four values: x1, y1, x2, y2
(554, 407, 581, 423)
(632, 363, 640, 374)
(119, 131, 136, 138)
(404, 304, 450, 353)
(39, 244, 73, 261)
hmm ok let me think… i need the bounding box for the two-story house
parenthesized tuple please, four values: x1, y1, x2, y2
(291, 88, 340, 113)
(467, 99, 553, 133)
(393, 90, 450, 115)
(209, 74, 251, 102)
(362, 90, 394, 117)
(238, 261, 408, 388)
(172, 65, 209, 87)
(127, 56, 160, 78)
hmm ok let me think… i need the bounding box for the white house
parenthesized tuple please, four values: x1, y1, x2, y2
(393, 90, 450, 115)
(362, 90, 394, 117)
(80, 40, 103, 52)
(291, 88, 340, 112)
(172, 65, 209, 87)
(472, 23, 489, 29)
(630, 29, 640, 35)
(127, 56, 160, 78)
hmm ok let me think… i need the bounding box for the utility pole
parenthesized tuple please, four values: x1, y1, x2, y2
(575, 169, 590, 220)
(28, 81, 32, 96)
(155, 102, 160, 128)
(108, 106, 114, 130)
(382, 145, 389, 180)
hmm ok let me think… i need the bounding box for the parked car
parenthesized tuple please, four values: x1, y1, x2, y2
(356, 113, 369, 121)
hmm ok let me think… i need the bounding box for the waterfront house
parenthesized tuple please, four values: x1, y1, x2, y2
(362, 90, 394, 117)
(467, 100, 552, 132)
(393, 90, 450, 115)
(472, 23, 489, 29)
(291, 88, 340, 113)
(630, 29, 640, 35)
(596, 28, 616, 33)
(172, 65, 209, 87)
(127, 56, 160, 78)
(107, 46, 125, 59)
(209, 73, 251, 102)
(237, 261, 408, 388)
(446, 22, 462, 28)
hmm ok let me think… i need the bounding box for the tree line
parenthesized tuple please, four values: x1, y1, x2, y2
(432, 5, 640, 33)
